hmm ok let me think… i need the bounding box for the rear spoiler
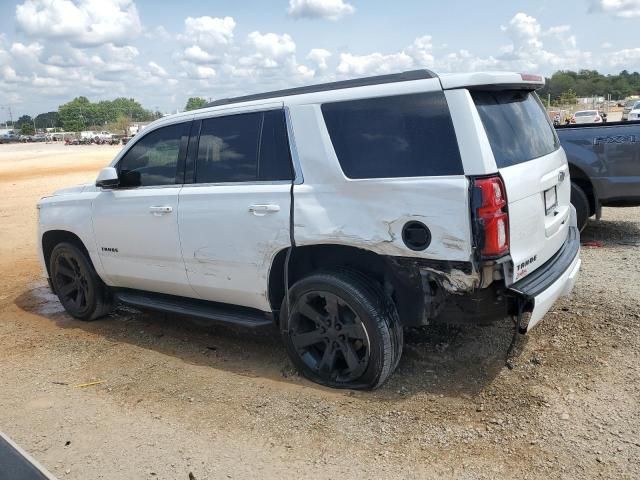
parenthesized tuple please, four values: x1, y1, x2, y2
(440, 72, 545, 91)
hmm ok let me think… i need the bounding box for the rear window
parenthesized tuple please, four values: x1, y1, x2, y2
(472, 90, 559, 168)
(321, 92, 463, 179)
(575, 111, 596, 117)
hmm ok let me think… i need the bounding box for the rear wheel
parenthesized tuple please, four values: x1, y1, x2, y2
(281, 270, 402, 390)
(570, 182, 590, 232)
(49, 242, 112, 321)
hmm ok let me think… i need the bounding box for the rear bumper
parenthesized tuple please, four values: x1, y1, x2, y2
(509, 226, 581, 331)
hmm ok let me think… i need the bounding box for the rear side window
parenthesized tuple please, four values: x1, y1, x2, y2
(195, 110, 293, 183)
(196, 112, 262, 183)
(118, 122, 188, 187)
(321, 92, 463, 179)
(472, 90, 559, 168)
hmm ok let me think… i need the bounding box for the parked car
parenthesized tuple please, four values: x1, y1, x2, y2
(625, 101, 640, 121)
(37, 70, 581, 389)
(571, 110, 603, 124)
(621, 99, 640, 121)
(557, 120, 640, 230)
(0, 133, 19, 144)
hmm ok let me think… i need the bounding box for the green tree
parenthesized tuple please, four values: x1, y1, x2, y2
(34, 111, 62, 129)
(184, 97, 207, 111)
(558, 89, 577, 106)
(20, 122, 35, 135)
(15, 114, 33, 129)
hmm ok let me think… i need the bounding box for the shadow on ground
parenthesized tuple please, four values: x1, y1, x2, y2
(15, 284, 521, 399)
(581, 217, 640, 246)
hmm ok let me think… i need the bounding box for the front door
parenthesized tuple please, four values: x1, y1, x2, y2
(178, 108, 294, 311)
(92, 121, 195, 297)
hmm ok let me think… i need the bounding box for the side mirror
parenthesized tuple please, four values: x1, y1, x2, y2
(96, 167, 119, 188)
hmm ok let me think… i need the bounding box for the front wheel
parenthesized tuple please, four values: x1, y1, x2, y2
(49, 242, 112, 321)
(281, 270, 403, 390)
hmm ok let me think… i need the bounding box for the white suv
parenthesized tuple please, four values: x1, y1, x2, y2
(37, 70, 581, 390)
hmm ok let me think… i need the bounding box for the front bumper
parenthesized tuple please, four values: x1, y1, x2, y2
(509, 226, 581, 331)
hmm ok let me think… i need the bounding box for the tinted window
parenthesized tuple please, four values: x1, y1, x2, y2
(259, 110, 294, 181)
(196, 112, 261, 183)
(321, 92, 462, 179)
(195, 110, 293, 183)
(118, 123, 186, 187)
(472, 90, 559, 168)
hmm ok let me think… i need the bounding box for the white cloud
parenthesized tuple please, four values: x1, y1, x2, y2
(183, 45, 218, 64)
(337, 52, 414, 76)
(148, 61, 168, 77)
(179, 16, 235, 49)
(288, 0, 355, 20)
(247, 32, 296, 61)
(307, 48, 332, 69)
(601, 41, 613, 48)
(15, 0, 142, 46)
(590, 0, 640, 17)
(607, 47, 640, 66)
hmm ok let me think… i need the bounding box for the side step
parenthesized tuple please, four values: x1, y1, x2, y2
(113, 289, 274, 329)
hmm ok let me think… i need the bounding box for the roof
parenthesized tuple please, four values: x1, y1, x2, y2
(205, 69, 437, 108)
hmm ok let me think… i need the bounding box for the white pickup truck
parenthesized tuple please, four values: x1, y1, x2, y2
(37, 70, 581, 389)
(80, 131, 113, 142)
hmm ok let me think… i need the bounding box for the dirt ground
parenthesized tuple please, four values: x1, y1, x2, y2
(0, 142, 638, 479)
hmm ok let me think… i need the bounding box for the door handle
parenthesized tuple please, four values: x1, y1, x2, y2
(149, 205, 173, 216)
(248, 204, 280, 216)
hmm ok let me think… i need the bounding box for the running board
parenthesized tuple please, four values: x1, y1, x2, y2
(113, 289, 273, 329)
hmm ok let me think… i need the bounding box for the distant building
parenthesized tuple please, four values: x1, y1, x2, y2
(128, 122, 152, 136)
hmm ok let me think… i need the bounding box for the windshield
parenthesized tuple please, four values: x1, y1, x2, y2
(472, 90, 559, 168)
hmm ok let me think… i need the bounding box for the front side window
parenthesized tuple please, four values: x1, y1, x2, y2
(321, 92, 463, 179)
(117, 123, 187, 187)
(195, 110, 293, 183)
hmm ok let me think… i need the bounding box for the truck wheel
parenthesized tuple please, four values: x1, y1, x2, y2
(281, 270, 402, 390)
(49, 242, 112, 321)
(570, 182, 590, 232)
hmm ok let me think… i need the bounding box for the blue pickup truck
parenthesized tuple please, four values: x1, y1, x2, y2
(557, 120, 640, 230)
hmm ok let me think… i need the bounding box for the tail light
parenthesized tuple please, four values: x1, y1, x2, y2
(474, 176, 509, 258)
(594, 116, 601, 122)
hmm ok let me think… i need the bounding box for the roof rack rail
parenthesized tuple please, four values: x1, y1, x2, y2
(205, 69, 438, 108)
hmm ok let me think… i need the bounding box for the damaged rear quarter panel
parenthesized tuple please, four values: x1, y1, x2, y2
(293, 178, 473, 262)
(288, 103, 473, 264)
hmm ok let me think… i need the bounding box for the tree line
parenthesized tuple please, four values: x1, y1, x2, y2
(539, 69, 640, 101)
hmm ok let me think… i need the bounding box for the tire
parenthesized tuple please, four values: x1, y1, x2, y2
(280, 269, 403, 390)
(570, 182, 590, 232)
(49, 242, 112, 321)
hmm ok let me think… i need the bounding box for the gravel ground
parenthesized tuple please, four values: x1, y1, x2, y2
(0, 143, 638, 479)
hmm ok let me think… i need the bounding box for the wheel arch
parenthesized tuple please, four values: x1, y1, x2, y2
(267, 243, 428, 327)
(568, 163, 598, 215)
(42, 230, 94, 277)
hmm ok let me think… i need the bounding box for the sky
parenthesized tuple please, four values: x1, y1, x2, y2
(1, 0, 640, 119)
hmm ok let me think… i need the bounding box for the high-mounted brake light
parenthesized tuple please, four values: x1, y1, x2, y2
(475, 176, 509, 257)
(520, 73, 543, 83)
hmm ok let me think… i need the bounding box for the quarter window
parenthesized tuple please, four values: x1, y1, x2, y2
(118, 123, 187, 187)
(321, 92, 463, 179)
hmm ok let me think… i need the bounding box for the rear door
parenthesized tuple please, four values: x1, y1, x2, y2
(178, 107, 294, 311)
(471, 90, 571, 283)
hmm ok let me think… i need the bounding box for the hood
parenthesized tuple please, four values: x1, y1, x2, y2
(51, 183, 94, 196)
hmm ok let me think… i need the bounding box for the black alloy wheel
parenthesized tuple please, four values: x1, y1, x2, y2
(289, 291, 371, 383)
(49, 242, 112, 321)
(282, 270, 402, 390)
